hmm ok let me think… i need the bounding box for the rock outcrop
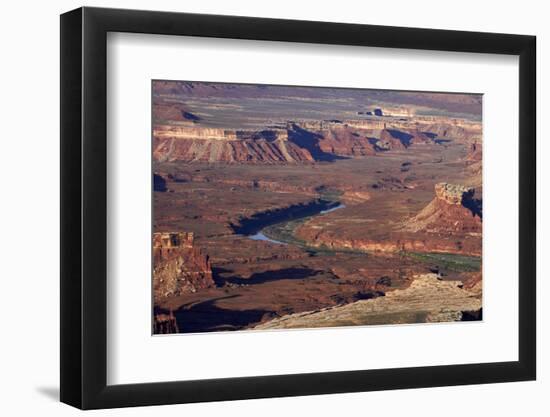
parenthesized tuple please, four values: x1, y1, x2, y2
(434, 183, 475, 205)
(317, 126, 376, 156)
(376, 129, 412, 150)
(152, 116, 480, 164)
(403, 183, 482, 234)
(153, 232, 214, 300)
(254, 273, 482, 329)
(153, 126, 314, 164)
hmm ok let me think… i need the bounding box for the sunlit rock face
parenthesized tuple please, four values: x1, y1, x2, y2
(254, 274, 482, 330)
(434, 183, 475, 205)
(403, 183, 482, 239)
(152, 126, 315, 164)
(153, 232, 214, 300)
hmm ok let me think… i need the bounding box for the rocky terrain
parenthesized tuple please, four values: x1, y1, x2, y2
(316, 125, 376, 156)
(153, 232, 214, 300)
(294, 182, 482, 257)
(152, 120, 481, 164)
(403, 183, 482, 235)
(152, 80, 483, 334)
(254, 273, 482, 329)
(153, 126, 315, 164)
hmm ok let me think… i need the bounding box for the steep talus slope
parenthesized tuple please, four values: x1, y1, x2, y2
(153, 126, 315, 163)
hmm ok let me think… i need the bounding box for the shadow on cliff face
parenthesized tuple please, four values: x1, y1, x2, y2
(386, 129, 414, 147)
(461, 308, 482, 321)
(288, 124, 348, 162)
(462, 198, 483, 219)
(153, 173, 167, 192)
(174, 295, 272, 333)
(214, 267, 325, 286)
(212, 267, 233, 286)
(181, 111, 201, 122)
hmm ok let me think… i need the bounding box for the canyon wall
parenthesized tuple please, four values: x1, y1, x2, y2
(152, 115, 482, 164)
(405, 182, 482, 236)
(153, 232, 214, 300)
(318, 126, 376, 156)
(154, 125, 239, 141)
(153, 135, 314, 163)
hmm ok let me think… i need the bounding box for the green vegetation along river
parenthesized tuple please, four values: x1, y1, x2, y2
(242, 200, 481, 272)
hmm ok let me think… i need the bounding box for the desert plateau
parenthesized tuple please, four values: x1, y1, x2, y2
(152, 81, 483, 334)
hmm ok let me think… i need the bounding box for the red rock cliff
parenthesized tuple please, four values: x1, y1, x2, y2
(404, 183, 482, 235)
(153, 232, 214, 300)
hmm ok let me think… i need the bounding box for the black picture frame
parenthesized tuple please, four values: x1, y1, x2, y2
(60, 6, 536, 410)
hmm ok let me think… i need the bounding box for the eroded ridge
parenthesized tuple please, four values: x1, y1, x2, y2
(152, 80, 483, 333)
(254, 274, 482, 330)
(153, 232, 214, 300)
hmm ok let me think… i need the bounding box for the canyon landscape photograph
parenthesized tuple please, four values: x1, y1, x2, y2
(152, 80, 483, 334)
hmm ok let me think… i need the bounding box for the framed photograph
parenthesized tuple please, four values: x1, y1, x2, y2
(60, 6, 536, 409)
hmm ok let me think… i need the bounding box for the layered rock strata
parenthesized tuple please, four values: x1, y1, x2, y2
(153, 126, 314, 164)
(153, 232, 214, 300)
(254, 274, 482, 329)
(404, 183, 482, 234)
(317, 126, 376, 156)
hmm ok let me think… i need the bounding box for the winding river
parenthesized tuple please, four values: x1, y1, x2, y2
(237, 200, 481, 273)
(234, 200, 346, 246)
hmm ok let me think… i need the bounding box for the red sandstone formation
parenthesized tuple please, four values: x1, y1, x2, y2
(317, 126, 376, 156)
(153, 123, 379, 163)
(153, 232, 214, 300)
(403, 183, 482, 235)
(153, 126, 314, 164)
(409, 129, 435, 145)
(377, 129, 410, 150)
(153, 118, 481, 164)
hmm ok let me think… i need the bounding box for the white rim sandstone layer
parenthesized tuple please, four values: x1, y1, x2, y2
(253, 274, 482, 330)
